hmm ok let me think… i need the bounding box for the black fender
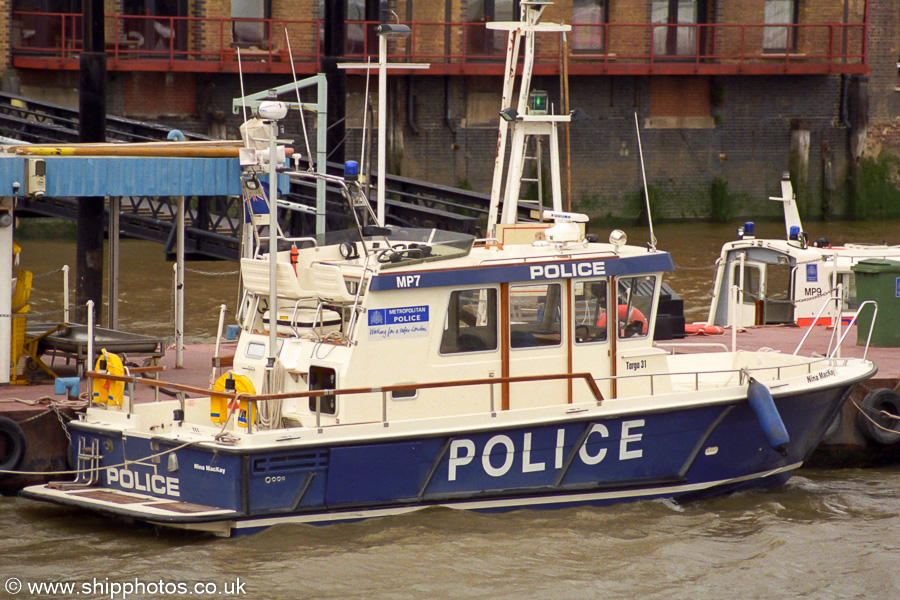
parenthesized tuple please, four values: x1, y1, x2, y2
(822, 409, 842, 442)
(856, 389, 900, 446)
(0, 416, 26, 474)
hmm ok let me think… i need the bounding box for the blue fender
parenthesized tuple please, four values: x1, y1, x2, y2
(747, 377, 790, 456)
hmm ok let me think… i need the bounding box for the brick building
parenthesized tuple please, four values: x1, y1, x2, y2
(2, 0, 898, 221)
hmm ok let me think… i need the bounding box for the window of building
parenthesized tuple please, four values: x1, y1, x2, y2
(646, 76, 714, 129)
(509, 283, 562, 348)
(118, 0, 186, 51)
(571, 0, 608, 53)
(466, 0, 518, 57)
(440, 288, 498, 353)
(651, 0, 700, 57)
(573, 280, 608, 343)
(346, 0, 366, 56)
(616, 276, 655, 339)
(317, 0, 375, 56)
(16, 0, 81, 48)
(763, 0, 798, 53)
(232, 0, 270, 48)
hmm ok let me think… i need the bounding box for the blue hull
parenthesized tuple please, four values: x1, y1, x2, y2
(29, 381, 851, 534)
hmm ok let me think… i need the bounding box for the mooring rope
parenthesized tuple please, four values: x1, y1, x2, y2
(851, 396, 900, 433)
(0, 439, 199, 477)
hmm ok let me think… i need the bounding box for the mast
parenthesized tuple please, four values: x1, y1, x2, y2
(486, 1, 571, 236)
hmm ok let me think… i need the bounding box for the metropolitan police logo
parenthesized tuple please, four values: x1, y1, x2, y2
(369, 310, 384, 326)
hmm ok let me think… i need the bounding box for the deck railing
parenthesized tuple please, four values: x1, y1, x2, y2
(86, 353, 857, 434)
(11, 13, 868, 76)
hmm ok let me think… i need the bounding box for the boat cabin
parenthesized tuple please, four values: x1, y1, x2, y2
(707, 174, 900, 328)
(232, 223, 675, 429)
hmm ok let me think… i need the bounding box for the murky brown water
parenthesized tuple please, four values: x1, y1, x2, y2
(2, 469, 899, 599)
(4, 219, 900, 599)
(18, 218, 900, 344)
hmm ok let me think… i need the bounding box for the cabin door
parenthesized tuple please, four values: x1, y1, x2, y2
(506, 281, 569, 409)
(730, 259, 763, 327)
(730, 256, 795, 326)
(571, 279, 612, 400)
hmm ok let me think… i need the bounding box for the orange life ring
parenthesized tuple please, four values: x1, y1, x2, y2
(700, 325, 725, 335)
(685, 323, 725, 336)
(597, 305, 647, 335)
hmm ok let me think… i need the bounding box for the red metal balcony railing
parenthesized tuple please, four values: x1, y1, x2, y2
(10, 13, 869, 76)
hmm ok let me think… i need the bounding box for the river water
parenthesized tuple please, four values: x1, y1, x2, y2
(14, 218, 900, 342)
(3, 219, 900, 600)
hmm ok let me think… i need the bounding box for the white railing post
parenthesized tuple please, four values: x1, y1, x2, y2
(730, 285, 738, 352)
(176, 195, 185, 368)
(173, 263, 183, 368)
(737, 252, 746, 329)
(62, 265, 70, 323)
(210, 303, 227, 387)
(834, 283, 843, 358)
(86, 299, 94, 376)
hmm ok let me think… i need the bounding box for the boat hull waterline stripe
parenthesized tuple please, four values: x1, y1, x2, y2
(23, 462, 800, 533)
(231, 462, 802, 530)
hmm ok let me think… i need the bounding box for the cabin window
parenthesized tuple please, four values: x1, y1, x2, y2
(246, 341, 266, 359)
(616, 276, 655, 339)
(391, 387, 418, 400)
(574, 280, 608, 343)
(440, 288, 498, 354)
(509, 283, 562, 348)
(309, 365, 337, 415)
(733, 264, 761, 305)
(245, 338, 282, 359)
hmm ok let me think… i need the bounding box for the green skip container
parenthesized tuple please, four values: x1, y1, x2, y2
(852, 258, 900, 347)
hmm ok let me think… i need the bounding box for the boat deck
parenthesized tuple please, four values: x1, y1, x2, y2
(669, 324, 900, 380)
(4, 324, 897, 408)
(2, 324, 897, 493)
(25, 322, 166, 378)
(2, 340, 228, 404)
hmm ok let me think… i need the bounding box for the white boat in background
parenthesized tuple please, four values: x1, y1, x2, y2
(21, 2, 877, 536)
(707, 173, 900, 328)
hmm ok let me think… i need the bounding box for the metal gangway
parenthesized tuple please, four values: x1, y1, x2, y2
(0, 92, 533, 261)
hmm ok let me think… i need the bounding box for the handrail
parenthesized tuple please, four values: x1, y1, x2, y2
(86, 370, 606, 427)
(249, 372, 605, 403)
(829, 300, 877, 361)
(792, 290, 843, 356)
(86, 353, 860, 433)
(11, 13, 868, 75)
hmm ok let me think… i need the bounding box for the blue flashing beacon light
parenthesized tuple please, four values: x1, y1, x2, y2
(344, 160, 359, 182)
(789, 225, 800, 240)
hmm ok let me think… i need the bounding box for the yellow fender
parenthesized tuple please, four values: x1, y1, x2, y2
(91, 349, 125, 406)
(211, 371, 256, 426)
(11, 269, 32, 314)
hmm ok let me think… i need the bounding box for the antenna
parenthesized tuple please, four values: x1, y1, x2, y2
(284, 27, 315, 171)
(634, 112, 657, 251)
(237, 48, 248, 144)
(359, 57, 372, 180)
